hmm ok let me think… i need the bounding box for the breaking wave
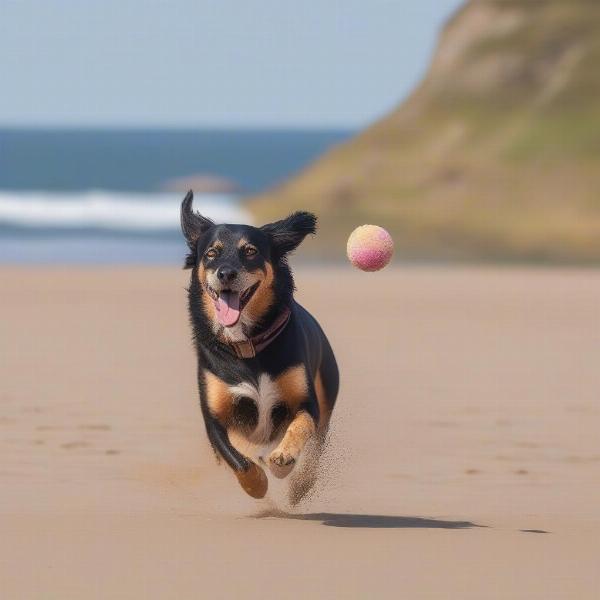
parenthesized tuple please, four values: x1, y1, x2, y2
(0, 190, 250, 234)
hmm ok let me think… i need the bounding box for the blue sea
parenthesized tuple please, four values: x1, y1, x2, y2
(0, 129, 351, 264)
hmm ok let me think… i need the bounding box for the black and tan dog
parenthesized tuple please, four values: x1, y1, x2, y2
(181, 191, 339, 502)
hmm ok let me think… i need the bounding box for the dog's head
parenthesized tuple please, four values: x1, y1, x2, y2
(181, 191, 316, 336)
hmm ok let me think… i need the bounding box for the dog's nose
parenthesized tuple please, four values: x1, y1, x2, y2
(217, 266, 238, 283)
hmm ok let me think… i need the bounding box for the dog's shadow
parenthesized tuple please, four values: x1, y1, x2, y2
(254, 509, 483, 529)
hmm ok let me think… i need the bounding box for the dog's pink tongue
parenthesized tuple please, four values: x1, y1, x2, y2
(216, 291, 241, 327)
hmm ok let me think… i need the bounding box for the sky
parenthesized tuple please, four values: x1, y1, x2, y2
(0, 0, 463, 129)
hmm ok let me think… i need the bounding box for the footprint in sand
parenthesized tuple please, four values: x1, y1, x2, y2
(60, 441, 91, 450)
(79, 424, 112, 431)
(521, 529, 549, 534)
(515, 441, 539, 449)
(564, 455, 600, 464)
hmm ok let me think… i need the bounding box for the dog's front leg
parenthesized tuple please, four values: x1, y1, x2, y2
(204, 413, 268, 499)
(268, 406, 317, 479)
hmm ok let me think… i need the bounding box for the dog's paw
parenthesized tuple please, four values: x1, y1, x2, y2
(268, 449, 296, 479)
(236, 462, 268, 499)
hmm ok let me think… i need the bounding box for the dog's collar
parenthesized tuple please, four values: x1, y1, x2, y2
(226, 306, 292, 359)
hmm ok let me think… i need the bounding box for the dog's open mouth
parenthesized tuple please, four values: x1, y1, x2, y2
(207, 282, 259, 327)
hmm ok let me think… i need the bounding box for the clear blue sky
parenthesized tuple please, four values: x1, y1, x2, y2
(0, 0, 463, 128)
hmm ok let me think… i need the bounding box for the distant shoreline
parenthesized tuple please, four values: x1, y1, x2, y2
(0, 128, 352, 193)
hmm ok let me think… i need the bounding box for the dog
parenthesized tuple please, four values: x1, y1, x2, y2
(181, 191, 339, 503)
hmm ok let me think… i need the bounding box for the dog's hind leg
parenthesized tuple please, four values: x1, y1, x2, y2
(286, 431, 325, 505)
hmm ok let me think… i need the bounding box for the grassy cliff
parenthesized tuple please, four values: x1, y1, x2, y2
(249, 0, 600, 262)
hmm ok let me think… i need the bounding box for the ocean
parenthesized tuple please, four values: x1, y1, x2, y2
(0, 128, 351, 264)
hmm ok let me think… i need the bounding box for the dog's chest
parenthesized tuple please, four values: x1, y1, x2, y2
(224, 366, 307, 445)
(228, 373, 282, 444)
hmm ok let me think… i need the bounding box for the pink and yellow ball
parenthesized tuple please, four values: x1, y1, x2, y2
(347, 225, 394, 272)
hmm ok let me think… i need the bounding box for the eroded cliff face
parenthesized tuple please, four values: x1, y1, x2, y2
(251, 0, 600, 263)
(428, 0, 598, 107)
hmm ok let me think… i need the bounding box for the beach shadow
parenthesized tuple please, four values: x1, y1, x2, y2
(255, 510, 483, 529)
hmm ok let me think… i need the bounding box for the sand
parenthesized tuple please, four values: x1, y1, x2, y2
(1, 265, 599, 599)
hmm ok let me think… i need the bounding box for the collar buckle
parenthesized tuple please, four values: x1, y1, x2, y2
(231, 339, 256, 359)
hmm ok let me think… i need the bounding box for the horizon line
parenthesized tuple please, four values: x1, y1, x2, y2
(0, 123, 359, 133)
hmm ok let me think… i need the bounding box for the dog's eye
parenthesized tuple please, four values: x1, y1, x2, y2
(244, 246, 258, 257)
(205, 248, 218, 259)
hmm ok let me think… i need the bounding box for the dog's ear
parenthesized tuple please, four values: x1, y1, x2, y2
(180, 191, 214, 268)
(260, 211, 317, 259)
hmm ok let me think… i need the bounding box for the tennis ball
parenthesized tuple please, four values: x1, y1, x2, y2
(347, 225, 394, 272)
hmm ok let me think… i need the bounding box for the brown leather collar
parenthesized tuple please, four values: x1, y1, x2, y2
(227, 306, 292, 359)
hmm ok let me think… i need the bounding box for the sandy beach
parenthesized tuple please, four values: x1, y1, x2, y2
(2, 265, 599, 599)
